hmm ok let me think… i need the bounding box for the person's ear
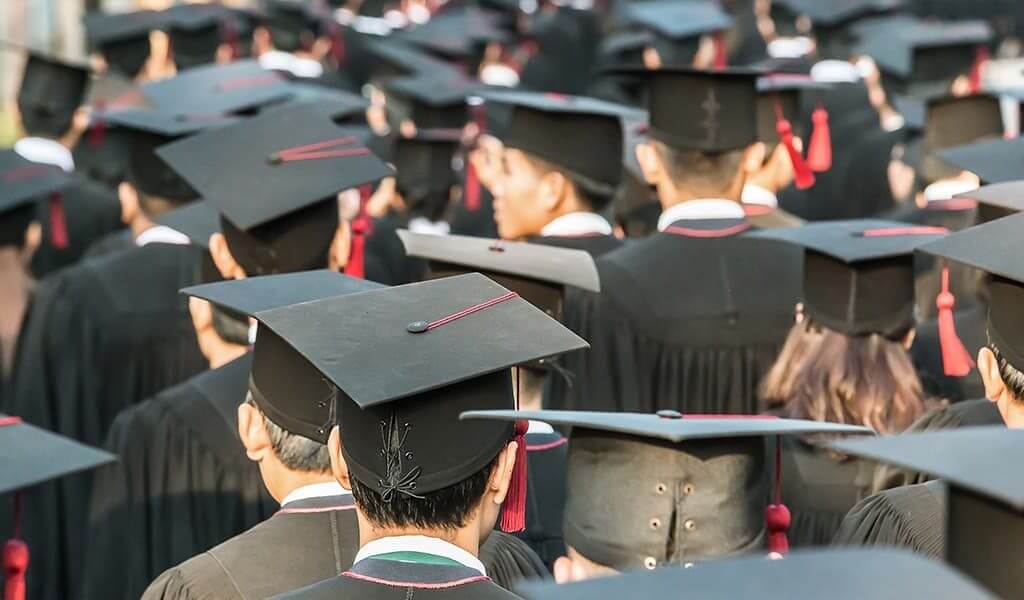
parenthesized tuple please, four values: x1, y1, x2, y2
(328, 219, 352, 272)
(538, 171, 567, 212)
(978, 347, 1005, 404)
(488, 440, 518, 506)
(188, 297, 215, 338)
(21, 221, 42, 265)
(208, 232, 247, 280)
(902, 328, 916, 350)
(741, 142, 768, 176)
(553, 556, 575, 584)
(642, 46, 662, 70)
(238, 402, 272, 462)
(636, 142, 664, 186)
(118, 181, 140, 226)
(328, 426, 352, 490)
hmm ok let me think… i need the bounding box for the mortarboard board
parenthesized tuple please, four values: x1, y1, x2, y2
(157, 104, 392, 275)
(380, 74, 479, 132)
(281, 83, 370, 123)
(153, 200, 220, 249)
(516, 548, 996, 600)
(255, 0, 318, 52)
(938, 137, 1024, 185)
(953, 180, 1024, 224)
(749, 219, 946, 337)
(622, 0, 732, 66)
(0, 415, 116, 495)
(481, 90, 629, 198)
(141, 60, 292, 115)
(83, 10, 162, 79)
(597, 30, 653, 69)
(14, 47, 91, 139)
(462, 409, 870, 569)
(253, 273, 588, 512)
(0, 150, 69, 247)
(919, 94, 1003, 183)
(365, 39, 460, 83)
(164, 4, 251, 70)
(398, 7, 509, 61)
(773, 0, 904, 29)
(831, 427, 1024, 598)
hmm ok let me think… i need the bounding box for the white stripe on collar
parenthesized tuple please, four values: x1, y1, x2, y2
(923, 179, 979, 203)
(527, 419, 554, 435)
(355, 535, 487, 576)
(540, 211, 613, 237)
(135, 225, 191, 248)
(741, 184, 779, 208)
(14, 137, 74, 173)
(657, 199, 745, 232)
(280, 481, 350, 507)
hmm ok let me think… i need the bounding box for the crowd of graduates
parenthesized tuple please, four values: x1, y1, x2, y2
(2, 0, 1024, 598)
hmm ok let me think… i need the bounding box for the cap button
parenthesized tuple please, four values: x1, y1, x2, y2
(656, 410, 683, 420)
(406, 320, 429, 333)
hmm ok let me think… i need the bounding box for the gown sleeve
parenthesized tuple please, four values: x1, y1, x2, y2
(832, 481, 946, 559)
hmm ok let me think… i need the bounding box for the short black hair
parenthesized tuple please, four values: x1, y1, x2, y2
(991, 344, 1024, 403)
(350, 455, 498, 531)
(654, 140, 745, 197)
(247, 396, 332, 474)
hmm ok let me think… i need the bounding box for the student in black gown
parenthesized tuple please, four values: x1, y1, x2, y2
(549, 68, 803, 416)
(752, 220, 947, 546)
(267, 274, 587, 599)
(482, 91, 627, 256)
(461, 410, 867, 581)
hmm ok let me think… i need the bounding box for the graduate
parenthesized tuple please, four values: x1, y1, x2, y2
(833, 214, 1024, 573)
(461, 410, 868, 580)
(399, 231, 602, 567)
(548, 68, 803, 416)
(483, 91, 629, 256)
(262, 273, 587, 599)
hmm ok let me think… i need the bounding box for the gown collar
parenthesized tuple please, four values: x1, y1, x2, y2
(657, 199, 745, 231)
(355, 535, 487, 576)
(14, 137, 74, 172)
(281, 481, 350, 507)
(541, 211, 613, 237)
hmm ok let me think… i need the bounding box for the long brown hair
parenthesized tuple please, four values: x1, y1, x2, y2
(760, 318, 931, 434)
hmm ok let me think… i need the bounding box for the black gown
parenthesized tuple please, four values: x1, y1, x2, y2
(517, 428, 569, 570)
(529, 233, 624, 257)
(832, 479, 947, 558)
(364, 213, 427, 285)
(911, 305, 988, 403)
(548, 217, 802, 415)
(6, 242, 207, 600)
(82, 354, 276, 600)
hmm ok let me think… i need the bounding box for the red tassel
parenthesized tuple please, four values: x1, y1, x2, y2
(345, 217, 367, 280)
(764, 438, 790, 555)
(499, 420, 529, 533)
(48, 193, 68, 249)
(329, 23, 346, 68)
(464, 162, 480, 212)
(89, 100, 107, 148)
(969, 45, 989, 94)
(936, 266, 975, 377)
(807, 106, 832, 173)
(712, 31, 728, 70)
(775, 100, 814, 190)
(4, 492, 28, 600)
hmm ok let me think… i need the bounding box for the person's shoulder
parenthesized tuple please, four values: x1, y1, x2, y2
(142, 552, 239, 600)
(270, 575, 346, 599)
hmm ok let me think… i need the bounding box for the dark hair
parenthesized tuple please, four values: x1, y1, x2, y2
(0, 203, 38, 249)
(350, 456, 498, 532)
(247, 396, 332, 474)
(653, 140, 745, 198)
(761, 317, 931, 434)
(990, 344, 1024, 402)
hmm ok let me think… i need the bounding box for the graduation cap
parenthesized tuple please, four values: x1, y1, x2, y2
(938, 137, 1024, 186)
(164, 4, 252, 70)
(282, 83, 370, 123)
(398, 230, 600, 321)
(953, 180, 1024, 224)
(0, 150, 70, 247)
(831, 427, 1024, 598)
(622, 0, 733, 67)
(141, 60, 292, 115)
(597, 30, 654, 69)
(380, 74, 479, 131)
(515, 548, 997, 600)
(392, 131, 460, 216)
(918, 94, 1004, 183)
(462, 409, 870, 567)
(83, 10, 162, 79)
(15, 48, 91, 139)
(365, 39, 459, 83)
(153, 200, 220, 249)
(756, 74, 833, 188)
(1, 414, 116, 598)
(156, 104, 392, 276)
(481, 90, 629, 199)
(771, 0, 904, 56)
(254, 273, 588, 531)
(255, 0, 319, 52)
(398, 7, 509, 61)
(749, 220, 946, 338)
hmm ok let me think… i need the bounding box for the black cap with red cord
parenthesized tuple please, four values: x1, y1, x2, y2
(756, 74, 833, 189)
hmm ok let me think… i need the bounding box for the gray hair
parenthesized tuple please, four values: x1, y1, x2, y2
(246, 393, 332, 474)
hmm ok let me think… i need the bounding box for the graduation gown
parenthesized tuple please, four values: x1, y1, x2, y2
(548, 217, 802, 415)
(832, 479, 947, 559)
(82, 354, 277, 600)
(142, 494, 359, 600)
(529, 233, 624, 257)
(82, 228, 135, 261)
(364, 213, 427, 285)
(6, 241, 207, 600)
(517, 426, 569, 569)
(911, 304, 988, 403)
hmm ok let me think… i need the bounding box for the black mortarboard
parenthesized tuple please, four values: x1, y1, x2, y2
(282, 83, 370, 123)
(157, 104, 392, 274)
(831, 427, 1024, 598)
(153, 200, 220, 249)
(365, 39, 459, 84)
(398, 7, 509, 61)
(392, 131, 460, 216)
(622, 0, 732, 65)
(516, 548, 996, 600)
(642, 68, 760, 153)
(919, 94, 1003, 183)
(254, 273, 588, 494)
(750, 220, 946, 337)
(0, 150, 69, 246)
(954, 181, 1024, 224)
(483, 90, 628, 195)
(773, 0, 904, 29)
(164, 4, 248, 70)
(381, 74, 478, 131)
(256, 0, 318, 52)
(0, 415, 115, 495)
(141, 60, 292, 115)
(918, 213, 1024, 371)
(16, 49, 90, 139)
(462, 410, 869, 570)
(597, 30, 653, 69)
(83, 10, 161, 79)
(182, 271, 383, 443)
(938, 137, 1024, 185)
(398, 230, 600, 319)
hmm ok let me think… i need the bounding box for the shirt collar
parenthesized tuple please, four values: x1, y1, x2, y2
(280, 481, 350, 508)
(408, 216, 451, 236)
(923, 179, 978, 203)
(741, 184, 779, 209)
(259, 51, 324, 79)
(657, 199, 745, 232)
(14, 137, 74, 172)
(540, 211, 613, 237)
(527, 419, 554, 434)
(135, 225, 192, 248)
(355, 535, 487, 576)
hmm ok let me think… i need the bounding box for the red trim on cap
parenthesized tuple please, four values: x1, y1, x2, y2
(424, 292, 519, 331)
(270, 136, 370, 163)
(663, 223, 751, 238)
(217, 74, 282, 92)
(860, 226, 948, 237)
(527, 437, 568, 452)
(341, 571, 490, 589)
(927, 198, 978, 212)
(0, 416, 22, 426)
(3, 165, 55, 183)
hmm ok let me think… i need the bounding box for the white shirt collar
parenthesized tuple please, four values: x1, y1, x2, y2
(657, 199, 745, 232)
(355, 535, 487, 576)
(741, 184, 779, 209)
(408, 216, 451, 236)
(135, 225, 191, 248)
(526, 419, 554, 434)
(540, 211, 613, 237)
(923, 179, 979, 203)
(810, 59, 862, 84)
(259, 51, 324, 79)
(14, 137, 74, 173)
(280, 481, 349, 507)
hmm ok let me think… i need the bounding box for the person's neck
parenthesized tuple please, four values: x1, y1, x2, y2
(205, 338, 248, 370)
(0, 250, 33, 377)
(267, 469, 339, 505)
(357, 513, 482, 559)
(1000, 397, 1024, 429)
(659, 188, 741, 211)
(129, 214, 158, 241)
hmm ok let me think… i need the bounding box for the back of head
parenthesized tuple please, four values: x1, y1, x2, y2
(0, 203, 38, 250)
(125, 132, 199, 215)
